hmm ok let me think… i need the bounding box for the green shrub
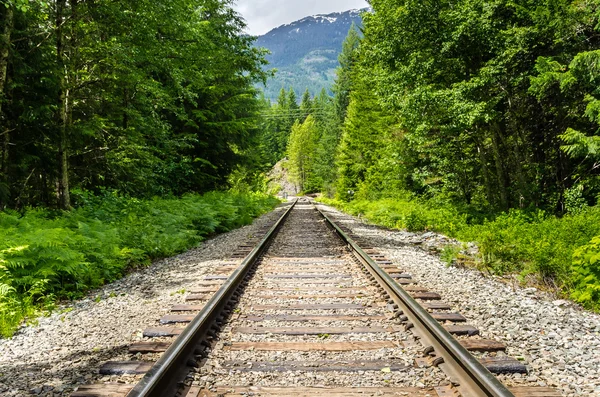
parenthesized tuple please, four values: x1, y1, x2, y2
(319, 196, 600, 309)
(440, 245, 461, 266)
(0, 191, 279, 337)
(571, 236, 600, 309)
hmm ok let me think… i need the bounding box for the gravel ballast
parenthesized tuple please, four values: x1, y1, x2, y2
(0, 207, 284, 397)
(317, 203, 600, 397)
(4, 200, 599, 396)
(191, 202, 448, 391)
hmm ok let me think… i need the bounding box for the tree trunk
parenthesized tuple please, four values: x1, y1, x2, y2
(0, 6, 14, 208)
(0, 5, 12, 106)
(58, 119, 70, 209)
(56, 0, 71, 210)
(0, 5, 14, 184)
(491, 123, 509, 210)
(475, 134, 494, 206)
(511, 129, 528, 208)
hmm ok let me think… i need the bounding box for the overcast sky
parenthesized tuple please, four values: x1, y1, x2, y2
(232, 0, 369, 36)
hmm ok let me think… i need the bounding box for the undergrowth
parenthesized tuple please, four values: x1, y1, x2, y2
(0, 191, 279, 337)
(319, 196, 600, 310)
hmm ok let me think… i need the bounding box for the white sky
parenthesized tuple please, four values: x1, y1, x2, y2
(232, 0, 369, 36)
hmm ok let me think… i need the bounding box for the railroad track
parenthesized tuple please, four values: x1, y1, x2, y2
(73, 199, 560, 397)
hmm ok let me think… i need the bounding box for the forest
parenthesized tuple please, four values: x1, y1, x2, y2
(2, 0, 600, 337)
(0, 0, 278, 336)
(266, 1, 600, 310)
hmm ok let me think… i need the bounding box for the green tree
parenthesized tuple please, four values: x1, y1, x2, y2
(287, 115, 319, 192)
(332, 23, 361, 123)
(312, 89, 340, 195)
(299, 88, 313, 121)
(288, 88, 299, 122)
(335, 69, 395, 201)
(353, 0, 600, 211)
(0, 0, 269, 208)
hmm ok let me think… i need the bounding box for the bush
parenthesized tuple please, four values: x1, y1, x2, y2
(319, 196, 469, 235)
(571, 236, 600, 309)
(319, 196, 600, 309)
(0, 191, 279, 337)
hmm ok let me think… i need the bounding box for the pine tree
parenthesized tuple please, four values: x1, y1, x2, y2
(332, 23, 361, 124)
(300, 88, 313, 121)
(287, 88, 299, 123)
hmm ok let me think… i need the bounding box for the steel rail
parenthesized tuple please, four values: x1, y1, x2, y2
(315, 204, 515, 397)
(127, 199, 298, 397)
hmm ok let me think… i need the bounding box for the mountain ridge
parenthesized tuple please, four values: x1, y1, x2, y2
(256, 9, 366, 101)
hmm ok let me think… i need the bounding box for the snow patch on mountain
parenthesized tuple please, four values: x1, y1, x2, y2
(277, 8, 368, 33)
(255, 8, 366, 101)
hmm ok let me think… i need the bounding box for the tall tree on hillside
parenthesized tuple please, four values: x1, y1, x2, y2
(288, 88, 299, 120)
(336, 65, 395, 201)
(332, 23, 361, 123)
(312, 88, 340, 194)
(299, 88, 313, 122)
(276, 87, 288, 109)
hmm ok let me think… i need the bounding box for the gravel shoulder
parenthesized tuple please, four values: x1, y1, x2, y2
(5, 201, 599, 396)
(317, 203, 600, 397)
(0, 208, 283, 397)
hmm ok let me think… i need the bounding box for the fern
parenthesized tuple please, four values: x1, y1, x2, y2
(560, 128, 600, 159)
(0, 191, 278, 337)
(571, 236, 600, 310)
(0, 283, 15, 296)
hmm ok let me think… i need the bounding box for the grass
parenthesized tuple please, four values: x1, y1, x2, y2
(0, 191, 279, 337)
(319, 196, 600, 310)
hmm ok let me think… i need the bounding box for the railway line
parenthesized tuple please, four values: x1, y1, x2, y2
(72, 199, 561, 397)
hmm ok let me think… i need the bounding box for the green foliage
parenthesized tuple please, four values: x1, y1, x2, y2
(258, 87, 307, 167)
(332, 23, 361, 123)
(1, 0, 269, 209)
(349, 0, 600, 211)
(0, 191, 278, 337)
(312, 89, 342, 195)
(559, 129, 600, 159)
(571, 236, 600, 310)
(462, 208, 600, 282)
(440, 245, 462, 267)
(287, 115, 320, 192)
(303, 0, 600, 310)
(335, 75, 397, 201)
(321, 196, 600, 308)
(320, 196, 469, 235)
(564, 184, 588, 215)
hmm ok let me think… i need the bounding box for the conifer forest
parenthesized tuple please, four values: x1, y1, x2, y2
(1, 0, 600, 336)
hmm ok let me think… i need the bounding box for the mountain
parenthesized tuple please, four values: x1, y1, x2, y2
(255, 9, 365, 102)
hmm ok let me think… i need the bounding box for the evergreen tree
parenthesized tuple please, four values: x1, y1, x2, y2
(312, 89, 340, 195)
(350, 0, 600, 211)
(276, 87, 288, 109)
(287, 115, 320, 192)
(299, 88, 313, 122)
(0, 0, 269, 209)
(335, 69, 395, 201)
(332, 23, 361, 124)
(287, 88, 299, 124)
